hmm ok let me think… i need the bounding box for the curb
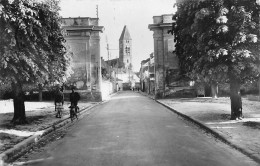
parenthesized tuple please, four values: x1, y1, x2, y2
(141, 92, 260, 164)
(0, 102, 102, 165)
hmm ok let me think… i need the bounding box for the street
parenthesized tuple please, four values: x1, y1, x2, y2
(14, 91, 258, 166)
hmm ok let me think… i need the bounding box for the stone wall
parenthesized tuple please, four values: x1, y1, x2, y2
(63, 90, 102, 102)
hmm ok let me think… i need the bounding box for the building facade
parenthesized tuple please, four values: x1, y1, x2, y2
(140, 53, 155, 94)
(61, 17, 104, 101)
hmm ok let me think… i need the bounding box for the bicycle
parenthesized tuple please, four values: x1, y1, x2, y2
(69, 104, 79, 122)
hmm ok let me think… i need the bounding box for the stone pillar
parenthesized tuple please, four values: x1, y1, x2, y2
(154, 31, 164, 98)
(90, 32, 102, 92)
(61, 17, 104, 101)
(149, 14, 178, 99)
(86, 34, 91, 90)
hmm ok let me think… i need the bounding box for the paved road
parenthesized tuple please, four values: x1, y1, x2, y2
(15, 91, 258, 166)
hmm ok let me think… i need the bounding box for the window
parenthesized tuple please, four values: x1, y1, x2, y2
(125, 46, 130, 54)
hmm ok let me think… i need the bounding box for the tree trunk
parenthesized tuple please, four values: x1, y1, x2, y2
(211, 81, 218, 98)
(11, 82, 27, 124)
(229, 77, 242, 120)
(204, 83, 211, 97)
(38, 84, 43, 101)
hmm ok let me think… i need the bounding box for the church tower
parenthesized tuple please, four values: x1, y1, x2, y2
(119, 25, 132, 69)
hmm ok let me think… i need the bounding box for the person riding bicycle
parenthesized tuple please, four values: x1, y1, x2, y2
(69, 88, 80, 113)
(69, 103, 78, 121)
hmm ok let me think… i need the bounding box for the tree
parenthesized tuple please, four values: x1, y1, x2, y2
(173, 0, 260, 120)
(0, 0, 71, 124)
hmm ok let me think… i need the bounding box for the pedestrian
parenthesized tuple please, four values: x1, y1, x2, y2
(70, 88, 80, 113)
(54, 87, 64, 118)
(238, 108, 243, 120)
(230, 92, 243, 120)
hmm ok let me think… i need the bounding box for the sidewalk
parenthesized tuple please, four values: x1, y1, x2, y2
(142, 92, 260, 164)
(0, 100, 99, 164)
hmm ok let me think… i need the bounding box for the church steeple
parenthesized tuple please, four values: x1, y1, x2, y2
(119, 25, 132, 40)
(119, 25, 132, 69)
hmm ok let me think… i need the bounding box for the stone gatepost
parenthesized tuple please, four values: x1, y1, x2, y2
(61, 17, 104, 101)
(148, 14, 178, 99)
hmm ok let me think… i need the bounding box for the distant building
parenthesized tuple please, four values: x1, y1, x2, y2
(61, 17, 104, 101)
(104, 25, 139, 91)
(140, 53, 155, 94)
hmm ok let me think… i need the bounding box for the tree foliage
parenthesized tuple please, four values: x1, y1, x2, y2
(0, 0, 70, 85)
(173, 0, 260, 119)
(173, 0, 260, 82)
(0, 0, 71, 123)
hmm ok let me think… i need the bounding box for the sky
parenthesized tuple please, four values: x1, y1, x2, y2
(59, 0, 176, 72)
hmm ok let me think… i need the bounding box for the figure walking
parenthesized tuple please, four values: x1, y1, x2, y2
(55, 87, 64, 118)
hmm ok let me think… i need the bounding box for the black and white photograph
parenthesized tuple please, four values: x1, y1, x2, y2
(0, 0, 260, 165)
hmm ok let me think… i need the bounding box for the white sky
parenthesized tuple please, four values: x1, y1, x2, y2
(60, 0, 176, 71)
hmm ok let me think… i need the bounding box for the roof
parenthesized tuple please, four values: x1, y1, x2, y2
(116, 78, 123, 81)
(141, 58, 149, 64)
(100, 58, 106, 68)
(106, 58, 119, 67)
(119, 25, 132, 40)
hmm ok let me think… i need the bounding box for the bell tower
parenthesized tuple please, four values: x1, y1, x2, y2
(119, 25, 132, 69)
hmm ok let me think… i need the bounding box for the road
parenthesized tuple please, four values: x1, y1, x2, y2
(14, 91, 258, 166)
